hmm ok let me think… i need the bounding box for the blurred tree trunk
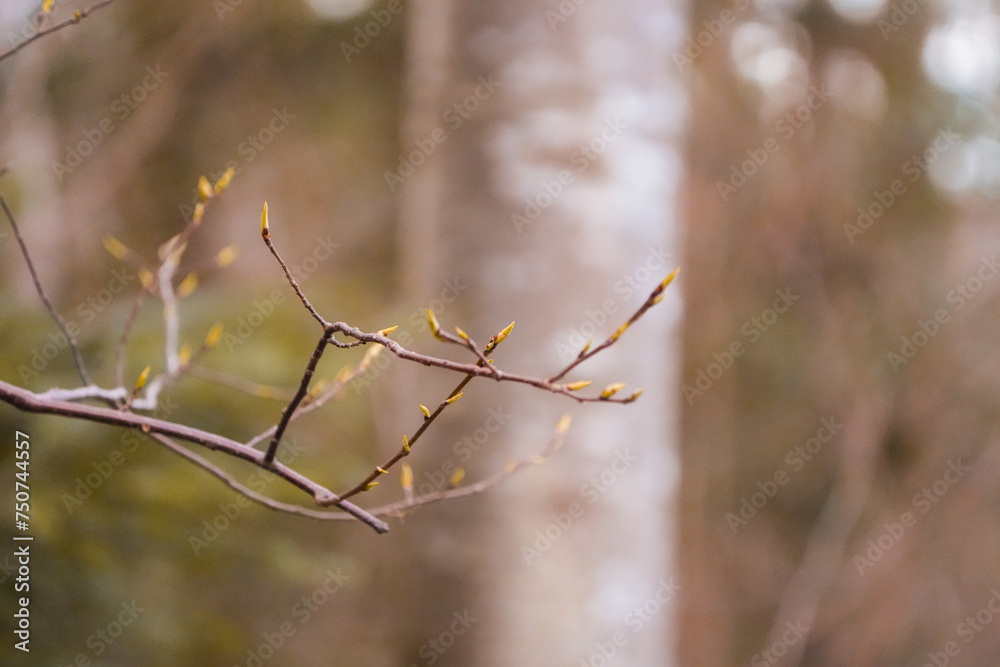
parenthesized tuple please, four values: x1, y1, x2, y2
(390, 0, 686, 664)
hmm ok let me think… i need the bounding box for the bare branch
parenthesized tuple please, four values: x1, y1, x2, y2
(1, 192, 92, 387)
(0, 0, 116, 64)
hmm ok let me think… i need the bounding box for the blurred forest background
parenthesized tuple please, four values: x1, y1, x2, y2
(1, 0, 999, 666)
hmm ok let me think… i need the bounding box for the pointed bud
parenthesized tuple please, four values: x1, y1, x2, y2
(376, 466, 388, 475)
(627, 389, 644, 402)
(450, 468, 465, 487)
(213, 166, 236, 195)
(378, 325, 398, 336)
(198, 176, 212, 202)
(455, 326, 469, 341)
(216, 245, 239, 267)
(177, 272, 199, 298)
(660, 266, 680, 290)
(205, 323, 224, 348)
(420, 404, 430, 419)
(600, 382, 627, 399)
(426, 309, 444, 339)
(42, 0, 54, 13)
(495, 321, 515, 344)
(363, 481, 379, 491)
(445, 392, 463, 405)
(401, 463, 413, 490)
(261, 202, 269, 237)
(135, 365, 151, 391)
(178, 345, 192, 366)
(609, 322, 629, 342)
(309, 379, 327, 397)
(139, 268, 154, 288)
(102, 235, 130, 260)
(555, 413, 572, 434)
(403, 435, 410, 453)
(579, 340, 592, 355)
(563, 380, 592, 392)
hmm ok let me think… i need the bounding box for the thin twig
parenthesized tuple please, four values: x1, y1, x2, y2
(263, 330, 330, 464)
(1, 193, 91, 386)
(0, 0, 116, 64)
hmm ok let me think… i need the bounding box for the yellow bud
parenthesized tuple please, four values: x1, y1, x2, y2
(310, 380, 327, 397)
(564, 380, 592, 391)
(135, 365, 151, 390)
(455, 326, 469, 341)
(363, 481, 379, 491)
(178, 345, 191, 366)
(261, 202, 269, 236)
(495, 321, 515, 344)
(445, 392, 463, 405)
(555, 413, 572, 434)
(213, 166, 236, 194)
(426, 309, 443, 338)
(204, 322, 224, 348)
(600, 382, 627, 399)
(420, 404, 430, 419)
(192, 202, 205, 224)
(216, 245, 239, 267)
(376, 466, 388, 475)
(403, 435, 410, 453)
(627, 389, 644, 402)
(334, 365, 353, 383)
(450, 468, 465, 487)
(102, 235, 129, 260)
(198, 176, 212, 202)
(42, 0, 54, 13)
(177, 272, 199, 298)
(138, 268, 154, 288)
(580, 340, 592, 355)
(660, 266, 680, 290)
(609, 322, 629, 342)
(378, 325, 398, 336)
(401, 463, 413, 490)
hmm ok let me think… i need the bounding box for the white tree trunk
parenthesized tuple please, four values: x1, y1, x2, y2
(397, 1, 685, 664)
